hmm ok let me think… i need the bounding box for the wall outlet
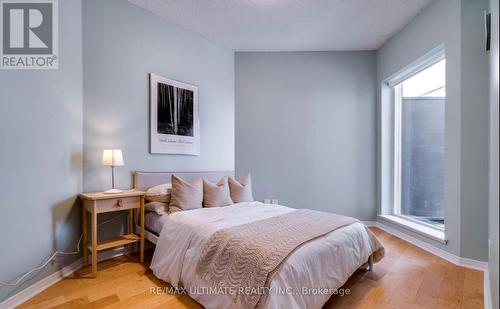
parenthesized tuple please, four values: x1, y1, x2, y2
(263, 199, 271, 204)
(271, 199, 279, 205)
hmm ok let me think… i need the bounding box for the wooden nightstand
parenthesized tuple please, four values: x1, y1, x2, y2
(80, 190, 146, 277)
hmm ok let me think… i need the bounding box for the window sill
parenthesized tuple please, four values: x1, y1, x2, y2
(378, 214, 447, 244)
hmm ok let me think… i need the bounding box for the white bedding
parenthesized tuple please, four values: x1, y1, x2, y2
(144, 212, 168, 235)
(150, 202, 381, 309)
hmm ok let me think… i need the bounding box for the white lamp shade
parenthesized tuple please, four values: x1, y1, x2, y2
(101, 149, 124, 166)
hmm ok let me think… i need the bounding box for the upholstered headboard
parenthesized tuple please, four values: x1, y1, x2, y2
(134, 171, 235, 191)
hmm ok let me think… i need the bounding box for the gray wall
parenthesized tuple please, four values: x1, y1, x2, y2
(235, 51, 377, 220)
(82, 0, 235, 238)
(488, 0, 499, 307)
(377, 0, 462, 256)
(83, 0, 235, 193)
(0, 0, 234, 302)
(459, 0, 490, 262)
(377, 0, 489, 260)
(0, 0, 83, 302)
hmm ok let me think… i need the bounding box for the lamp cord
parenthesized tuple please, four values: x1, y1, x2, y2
(0, 212, 127, 287)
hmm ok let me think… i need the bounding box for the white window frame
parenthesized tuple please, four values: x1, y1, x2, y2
(393, 84, 403, 217)
(385, 46, 446, 233)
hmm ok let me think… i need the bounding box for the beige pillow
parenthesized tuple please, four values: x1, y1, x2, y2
(203, 177, 233, 208)
(169, 175, 203, 212)
(228, 175, 254, 203)
(146, 183, 171, 203)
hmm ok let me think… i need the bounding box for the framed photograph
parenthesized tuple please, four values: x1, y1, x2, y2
(150, 73, 200, 155)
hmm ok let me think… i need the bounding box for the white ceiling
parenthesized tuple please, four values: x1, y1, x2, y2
(129, 0, 432, 51)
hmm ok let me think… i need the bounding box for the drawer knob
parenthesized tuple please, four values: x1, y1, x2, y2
(116, 199, 123, 207)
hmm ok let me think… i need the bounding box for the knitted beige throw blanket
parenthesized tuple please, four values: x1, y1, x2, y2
(196, 209, 359, 309)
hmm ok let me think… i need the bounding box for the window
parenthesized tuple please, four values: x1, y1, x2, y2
(392, 58, 446, 229)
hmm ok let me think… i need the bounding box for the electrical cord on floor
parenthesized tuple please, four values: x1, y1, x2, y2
(0, 212, 128, 287)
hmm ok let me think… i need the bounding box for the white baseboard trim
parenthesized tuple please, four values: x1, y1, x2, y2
(484, 267, 492, 309)
(0, 247, 133, 309)
(0, 259, 82, 309)
(372, 220, 488, 271)
(361, 221, 377, 227)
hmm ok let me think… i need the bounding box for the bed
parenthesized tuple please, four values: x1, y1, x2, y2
(134, 171, 384, 309)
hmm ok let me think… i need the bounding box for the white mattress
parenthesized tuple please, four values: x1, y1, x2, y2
(144, 212, 169, 235)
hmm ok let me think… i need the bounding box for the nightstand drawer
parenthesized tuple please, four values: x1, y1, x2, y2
(95, 196, 140, 213)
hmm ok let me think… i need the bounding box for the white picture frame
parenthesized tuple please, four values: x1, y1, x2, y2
(150, 73, 200, 155)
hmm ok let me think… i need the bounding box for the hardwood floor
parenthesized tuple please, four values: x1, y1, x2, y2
(19, 228, 483, 309)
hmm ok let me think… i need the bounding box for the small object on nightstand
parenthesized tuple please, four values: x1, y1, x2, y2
(80, 190, 145, 277)
(101, 149, 124, 194)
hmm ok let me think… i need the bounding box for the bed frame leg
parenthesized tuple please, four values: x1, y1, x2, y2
(368, 254, 374, 271)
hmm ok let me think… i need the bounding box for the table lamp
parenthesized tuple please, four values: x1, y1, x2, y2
(101, 149, 124, 194)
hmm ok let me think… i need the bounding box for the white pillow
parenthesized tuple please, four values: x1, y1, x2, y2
(146, 183, 172, 203)
(169, 175, 203, 212)
(228, 175, 254, 203)
(203, 176, 233, 208)
(145, 201, 168, 215)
